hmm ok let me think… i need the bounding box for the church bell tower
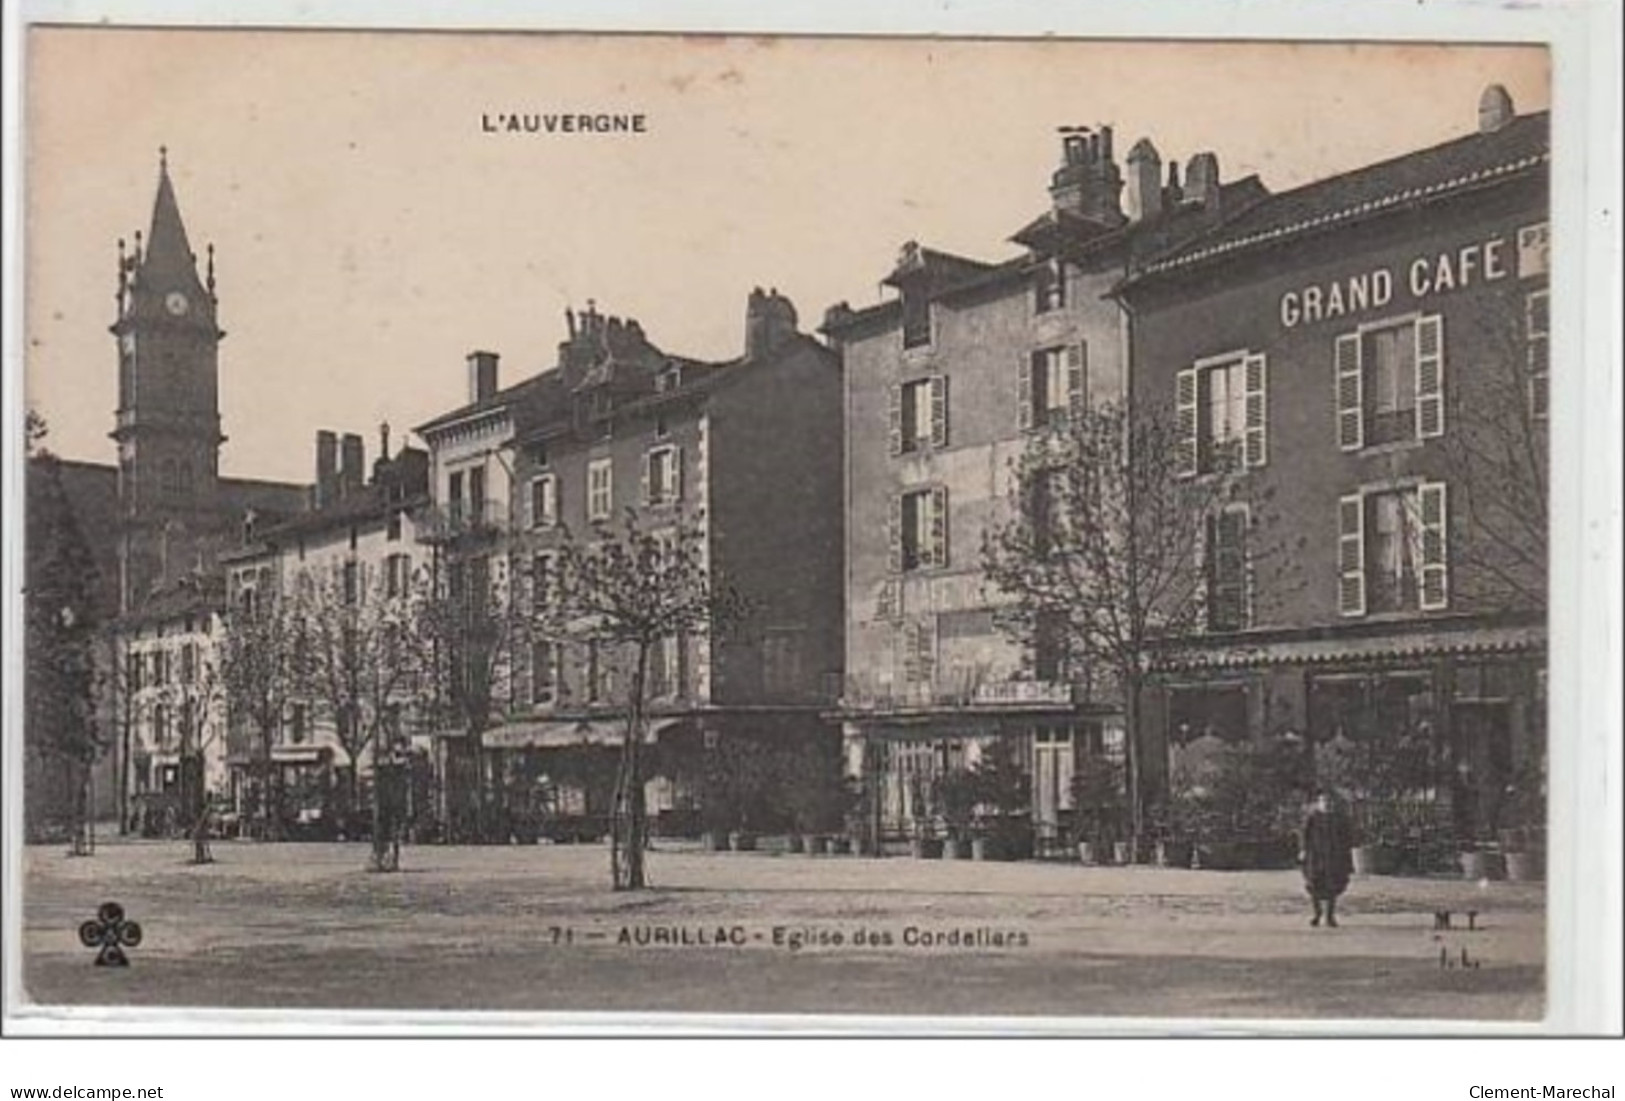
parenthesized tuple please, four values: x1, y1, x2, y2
(110, 149, 225, 611)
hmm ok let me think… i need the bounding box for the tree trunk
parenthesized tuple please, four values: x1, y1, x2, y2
(1124, 671, 1143, 862)
(612, 643, 651, 891)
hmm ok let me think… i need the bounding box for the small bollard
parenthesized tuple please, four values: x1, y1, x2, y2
(1467, 910, 1479, 931)
(1433, 910, 1452, 930)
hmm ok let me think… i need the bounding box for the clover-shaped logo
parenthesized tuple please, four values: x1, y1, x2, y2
(79, 901, 142, 967)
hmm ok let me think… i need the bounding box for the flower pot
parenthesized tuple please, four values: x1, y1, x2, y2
(728, 830, 757, 852)
(1504, 849, 1544, 882)
(911, 837, 943, 859)
(786, 834, 806, 855)
(1156, 840, 1193, 869)
(942, 838, 971, 860)
(702, 829, 728, 852)
(1112, 841, 1133, 867)
(1077, 841, 1100, 866)
(971, 837, 993, 861)
(1458, 850, 1506, 881)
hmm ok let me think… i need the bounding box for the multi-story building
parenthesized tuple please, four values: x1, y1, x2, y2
(413, 290, 844, 838)
(1115, 85, 1549, 843)
(112, 575, 229, 835)
(824, 127, 1266, 846)
(218, 431, 432, 834)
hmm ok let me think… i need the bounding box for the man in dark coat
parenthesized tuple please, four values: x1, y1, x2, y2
(1300, 789, 1354, 927)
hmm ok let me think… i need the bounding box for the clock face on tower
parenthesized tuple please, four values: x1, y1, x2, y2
(164, 291, 190, 316)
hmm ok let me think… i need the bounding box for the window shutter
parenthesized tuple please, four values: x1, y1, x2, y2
(1337, 493, 1366, 617)
(888, 384, 903, 456)
(1066, 343, 1087, 417)
(888, 494, 903, 574)
(1194, 513, 1210, 632)
(1018, 354, 1034, 431)
(641, 452, 653, 505)
(1418, 481, 1449, 610)
(1243, 353, 1268, 468)
(1242, 506, 1256, 630)
(1335, 333, 1364, 451)
(1175, 367, 1198, 476)
(673, 447, 685, 501)
(929, 486, 949, 568)
(1415, 314, 1445, 439)
(930, 376, 949, 448)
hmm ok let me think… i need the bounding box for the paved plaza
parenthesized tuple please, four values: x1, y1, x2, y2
(19, 836, 1544, 1022)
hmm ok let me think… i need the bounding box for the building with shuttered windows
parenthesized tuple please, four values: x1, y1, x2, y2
(1115, 85, 1549, 843)
(824, 127, 1267, 847)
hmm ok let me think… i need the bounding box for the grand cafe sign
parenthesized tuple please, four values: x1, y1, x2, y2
(1278, 222, 1548, 329)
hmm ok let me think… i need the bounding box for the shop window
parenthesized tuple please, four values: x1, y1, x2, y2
(1167, 685, 1249, 743)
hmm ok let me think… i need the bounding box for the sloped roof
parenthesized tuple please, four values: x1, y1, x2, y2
(1134, 112, 1549, 281)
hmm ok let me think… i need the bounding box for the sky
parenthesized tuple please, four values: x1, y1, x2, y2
(23, 30, 1548, 484)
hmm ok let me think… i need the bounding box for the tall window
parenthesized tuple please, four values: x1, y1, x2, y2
(1177, 352, 1267, 475)
(531, 552, 555, 615)
(588, 459, 613, 521)
(891, 376, 948, 455)
(650, 634, 686, 700)
(1336, 315, 1444, 450)
(152, 704, 169, 750)
(585, 641, 613, 704)
(1205, 506, 1250, 632)
(1020, 344, 1085, 430)
(1033, 611, 1067, 683)
(895, 487, 948, 572)
(530, 474, 558, 528)
(531, 641, 558, 706)
(181, 643, 197, 684)
(1028, 468, 1066, 558)
(448, 470, 465, 526)
(468, 466, 486, 522)
(385, 553, 410, 599)
(1527, 289, 1549, 420)
(644, 446, 681, 505)
(1338, 483, 1449, 617)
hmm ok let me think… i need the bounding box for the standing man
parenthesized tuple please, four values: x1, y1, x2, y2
(1301, 788, 1354, 927)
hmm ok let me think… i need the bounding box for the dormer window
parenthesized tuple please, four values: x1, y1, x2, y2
(1034, 260, 1066, 314)
(901, 288, 931, 350)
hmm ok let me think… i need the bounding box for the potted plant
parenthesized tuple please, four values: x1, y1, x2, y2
(1499, 755, 1546, 882)
(937, 768, 977, 860)
(969, 735, 1032, 862)
(1070, 752, 1125, 867)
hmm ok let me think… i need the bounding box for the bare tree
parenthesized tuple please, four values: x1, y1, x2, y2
(544, 507, 746, 891)
(149, 636, 228, 864)
(219, 594, 302, 840)
(414, 548, 531, 842)
(294, 562, 425, 870)
(982, 400, 1296, 857)
(1434, 285, 1548, 614)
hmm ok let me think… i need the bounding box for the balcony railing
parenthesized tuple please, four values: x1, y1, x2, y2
(417, 498, 508, 543)
(838, 674, 1079, 713)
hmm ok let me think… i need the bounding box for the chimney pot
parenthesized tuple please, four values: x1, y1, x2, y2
(315, 430, 338, 510)
(340, 433, 365, 497)
(1125, 137, 1163, 224)
(1478, 84, 1515, 133)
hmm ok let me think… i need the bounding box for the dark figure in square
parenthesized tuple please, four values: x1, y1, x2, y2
(1300, 789, 1353, 927)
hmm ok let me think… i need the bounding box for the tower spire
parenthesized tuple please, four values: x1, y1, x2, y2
(141, 146, 199, 290)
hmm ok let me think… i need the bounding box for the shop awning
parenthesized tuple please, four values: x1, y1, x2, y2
(1153, 624, 1545, 673)
(269, 746, 329, 765)
(481, 718, 685, 750)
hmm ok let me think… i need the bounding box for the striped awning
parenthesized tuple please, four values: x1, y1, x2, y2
(1153, 624, 1545, 673)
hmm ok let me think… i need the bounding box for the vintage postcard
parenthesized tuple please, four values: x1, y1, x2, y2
(5, 14, 1614, 1035)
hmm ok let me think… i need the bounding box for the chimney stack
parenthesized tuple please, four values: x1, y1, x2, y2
(1479, 84, 1515, 134)
(745, 287, 800, 361)
(1185, 153, 1221, 211)
(340, 433, 365, 497)
(1049, 125, 1126, 229)
(1125, 138, 1163, 224)
(315, 430, 338, 509)
(1164, 161, 1183, 208)
(467, 350, 499, 403)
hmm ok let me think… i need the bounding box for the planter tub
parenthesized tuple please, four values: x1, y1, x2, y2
(1112, 841, 1134, 867)
(806, 835, 830, 856)
(1458, 850, 1507, 881)
(1156, 841, 1194, 869)
(1351, 844, 1401, 876)
(971, 837, 993, 861)
(830, 836, 854, 855)
(1077, 841, 1100, 866)
(1504, 849, 1544, 882)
